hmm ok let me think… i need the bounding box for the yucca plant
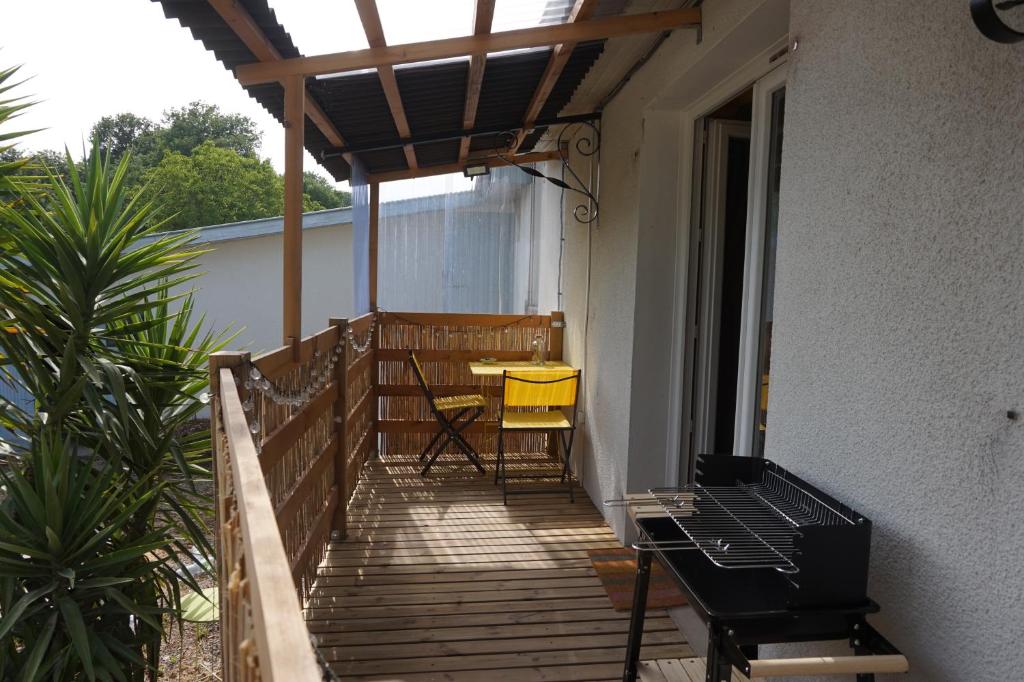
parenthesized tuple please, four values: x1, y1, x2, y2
(0, 431, 171, 681)
(0, 65, 38, 187)
(0, 71, 233, 679)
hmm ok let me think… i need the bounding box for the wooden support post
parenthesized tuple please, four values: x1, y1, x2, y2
(328, 318, 348, 539)
(369, 181, 379, 311)
(283, 74, 305, 345)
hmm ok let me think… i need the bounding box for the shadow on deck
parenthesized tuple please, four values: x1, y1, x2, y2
(307, 450, 692, 681)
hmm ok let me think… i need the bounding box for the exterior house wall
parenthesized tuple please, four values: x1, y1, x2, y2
(563, 0, 1022, 678)
(561, 0, 789, 538)
(764, 3, 1024, 680)
(191, 222, 354, 355)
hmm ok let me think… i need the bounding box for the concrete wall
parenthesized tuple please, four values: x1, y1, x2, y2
(764, 3, 1024, 680)
(191, 222, 354, 355)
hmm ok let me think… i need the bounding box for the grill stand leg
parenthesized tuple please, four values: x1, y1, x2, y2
(622, 549, 652, 682)
(705, 628, 734, 682)
(854, 645, 875, 682)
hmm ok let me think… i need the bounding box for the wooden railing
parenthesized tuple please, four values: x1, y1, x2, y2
(209, 311, 376, 681)
(210, 361, 322, 681)
(209, 310, 563, 679)
(376, 311, 564, 458)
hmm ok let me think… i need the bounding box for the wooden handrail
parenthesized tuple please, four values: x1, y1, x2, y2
(217, 368, 322, 681)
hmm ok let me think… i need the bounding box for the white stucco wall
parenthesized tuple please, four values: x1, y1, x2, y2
(188, 222, 354, 355)
(561, 0, 789, 538)
(764, 3, 1024, 680)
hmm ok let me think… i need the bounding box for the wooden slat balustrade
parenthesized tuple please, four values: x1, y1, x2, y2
(211, 361, 322, 681)
(210, 311, 377, 681)
(209, 311, 686, 681)
(376, 311, 565, 461)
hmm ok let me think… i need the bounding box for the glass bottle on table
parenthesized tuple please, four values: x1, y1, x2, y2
(531, 334, 546, 366)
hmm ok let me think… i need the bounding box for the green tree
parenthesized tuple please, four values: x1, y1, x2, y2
(90, 112, 154, 165)
(153, 101, 261, 159)
(303, 170, 351, 209)
(141, 140, 284, 230)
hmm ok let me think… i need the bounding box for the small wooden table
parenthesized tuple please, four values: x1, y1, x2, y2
(468, 360, 572, 376)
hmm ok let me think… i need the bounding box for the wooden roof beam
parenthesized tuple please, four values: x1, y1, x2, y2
(368, 149, 561, 184)
(509, 0, 598, 153)
(207, 0, 351, 161)
(459, 0, 496, 164)
(236, 8, 702, 85)
(354, 0, 417, 170)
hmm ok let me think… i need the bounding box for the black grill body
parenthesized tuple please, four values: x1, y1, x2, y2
(693, 455, 873, 608)
(619, 455, 904, 682)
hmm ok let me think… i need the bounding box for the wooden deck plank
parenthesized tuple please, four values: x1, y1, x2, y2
(310, 451, 690, 679)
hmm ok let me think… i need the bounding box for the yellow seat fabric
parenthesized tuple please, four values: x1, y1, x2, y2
(503, 369, 579, 407)
(501, 410, 572, 430)
(433, 394, 486, 411)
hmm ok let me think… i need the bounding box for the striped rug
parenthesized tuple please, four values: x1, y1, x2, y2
(587, 548, 689, 611)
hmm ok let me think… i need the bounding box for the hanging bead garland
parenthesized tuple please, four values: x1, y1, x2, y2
(239, 314, 377, 451)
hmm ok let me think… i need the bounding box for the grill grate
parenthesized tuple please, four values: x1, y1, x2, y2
(609, 469, 857, 573)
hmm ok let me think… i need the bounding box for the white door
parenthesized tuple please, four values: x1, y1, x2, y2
(734, 65, 787, 459)
(692, 120, 751, 457)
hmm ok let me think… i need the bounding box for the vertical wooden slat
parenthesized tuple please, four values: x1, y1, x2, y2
(283, 73, 305, 344)
(369, 181, 380, 311)
(329, 317, 349, 539)
(208, 351, 246, 682)
(217, 368, 322, 681)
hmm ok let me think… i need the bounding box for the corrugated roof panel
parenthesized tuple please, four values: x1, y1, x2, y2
(153, 0, 606, 181)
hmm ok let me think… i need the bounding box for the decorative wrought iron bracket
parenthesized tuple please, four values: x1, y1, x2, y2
(495, 121, 601, 224)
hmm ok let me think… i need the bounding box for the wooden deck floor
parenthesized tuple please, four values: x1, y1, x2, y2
(637, 658, 745, 682)
(308, 450, 691, 681)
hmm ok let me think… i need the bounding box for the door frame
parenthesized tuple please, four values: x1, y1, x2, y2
(692, 120, 752, 457)
(665, 46, 789, 486)
(732, 64, 789, 459)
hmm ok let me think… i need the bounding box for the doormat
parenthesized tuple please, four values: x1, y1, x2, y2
(587, 548, 688, 611)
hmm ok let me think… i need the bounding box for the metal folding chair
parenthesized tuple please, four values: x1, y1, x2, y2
(408, 350, 486, 476)
(496, 368, 581, 504)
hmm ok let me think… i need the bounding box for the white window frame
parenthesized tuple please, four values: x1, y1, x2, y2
(732, 64, 789, 458)
(692, 120, 751, 456)
(665, 50, 789, 485)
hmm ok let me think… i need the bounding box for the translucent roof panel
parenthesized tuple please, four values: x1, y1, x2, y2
(268, 1, 369, 54)
(492, 0, 575, 32)
(377, 0, 475, 45)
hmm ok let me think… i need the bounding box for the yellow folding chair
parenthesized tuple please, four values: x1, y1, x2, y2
(409, 351, 486, 476)
(496, 368, 581, 504)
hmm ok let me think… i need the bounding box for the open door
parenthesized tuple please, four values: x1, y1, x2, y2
(692, 119, 751, 458)
(681, 65, 787, 482)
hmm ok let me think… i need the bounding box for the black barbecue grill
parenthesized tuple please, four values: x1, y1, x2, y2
(608, 455, 908, 681)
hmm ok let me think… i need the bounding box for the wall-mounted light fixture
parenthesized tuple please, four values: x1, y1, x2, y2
(463, 163, 490, 178)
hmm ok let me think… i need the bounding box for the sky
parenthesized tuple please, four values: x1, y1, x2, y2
(2, 0, 564, 200)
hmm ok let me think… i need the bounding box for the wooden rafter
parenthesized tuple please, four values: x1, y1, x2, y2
(509, 0, 598, 153)
(236, 9, 702, 85)
(368, 149, 561, 183)
(207, 0, 350, 161)
(459, 0, 496, 164)
(354, 0, 418, 170)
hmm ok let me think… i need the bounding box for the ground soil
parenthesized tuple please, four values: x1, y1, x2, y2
(159, 419, 221, 681)
(159, 574, 221, 681)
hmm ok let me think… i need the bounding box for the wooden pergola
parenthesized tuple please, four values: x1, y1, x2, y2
(180, 4, 706, 678)
(191, 0, 701, 346)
